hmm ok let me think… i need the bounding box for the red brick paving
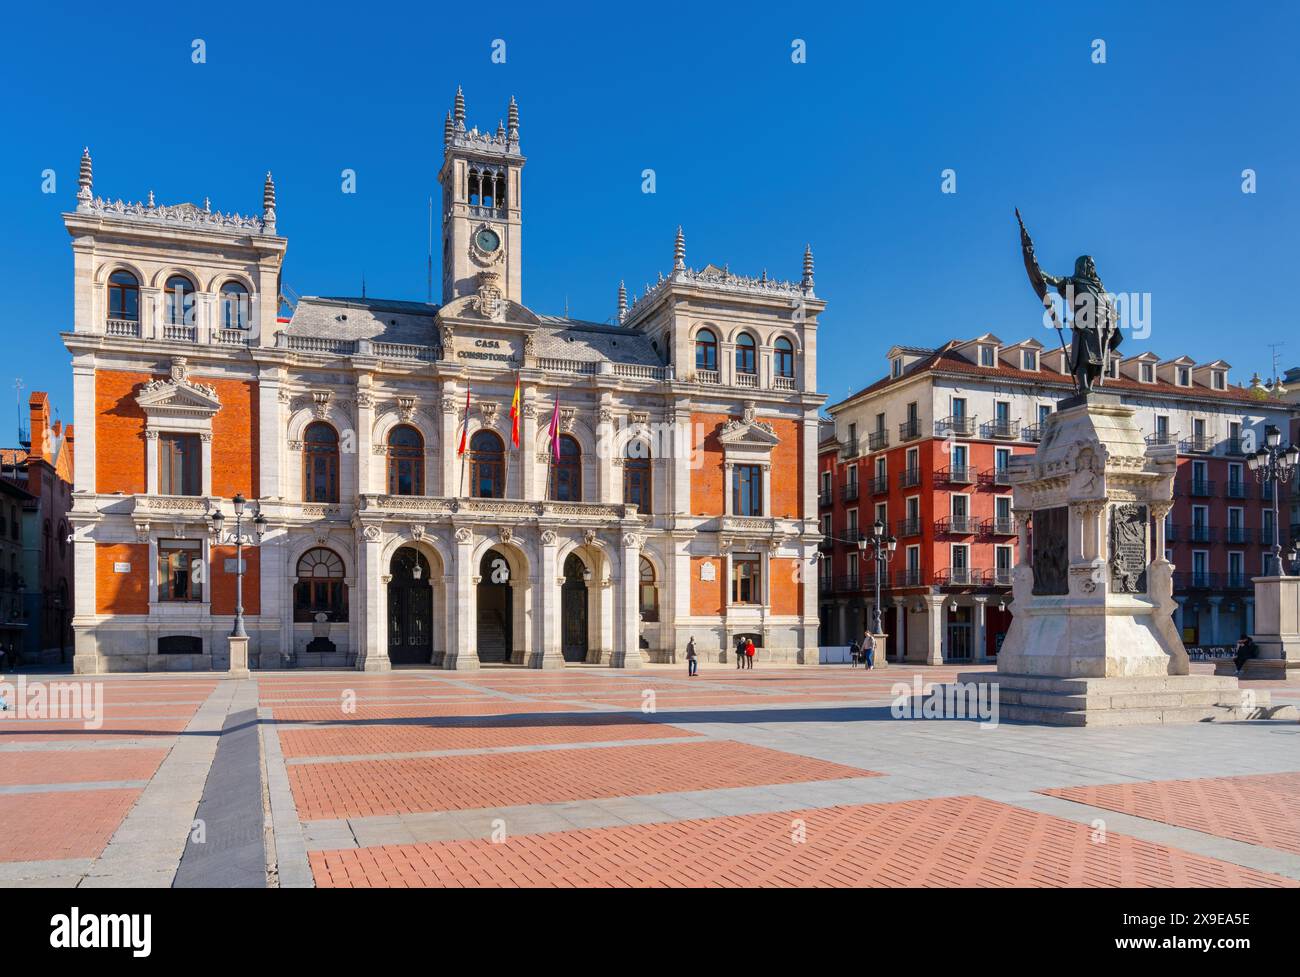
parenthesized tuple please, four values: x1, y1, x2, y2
(308, 795, 1296, 888)
(270, 700, 595, 722)
(0, 749, 168, 786)
(0, 789, 141, 862)
(279, 714, 697, 758)
(1040, 772, 1300, 857)
(289, 740, 875, 820)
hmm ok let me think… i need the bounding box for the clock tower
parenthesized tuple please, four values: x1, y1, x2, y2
(438, 88, 525, 306)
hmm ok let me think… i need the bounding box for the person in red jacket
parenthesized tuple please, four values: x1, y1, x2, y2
(744, 637, 756, 669)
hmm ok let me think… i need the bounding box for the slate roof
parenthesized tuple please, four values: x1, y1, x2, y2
(285, 296, 664, 366)
(831, 340, 1294, 413)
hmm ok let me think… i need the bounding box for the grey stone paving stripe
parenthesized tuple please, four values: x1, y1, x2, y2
(0, 857, 95, 884)
(258, 700, 314, 888)
(0, 780, 148, 795)
(174, 683, 266, 888)
(0, 739, 182, 752)
(79, 680, 237, 889)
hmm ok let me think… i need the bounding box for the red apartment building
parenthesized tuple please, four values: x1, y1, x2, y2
(818, 334, 1299, 663)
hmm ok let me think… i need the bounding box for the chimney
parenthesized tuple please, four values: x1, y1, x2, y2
(28, 392, 50, 463)
(64, 424, 75, 471)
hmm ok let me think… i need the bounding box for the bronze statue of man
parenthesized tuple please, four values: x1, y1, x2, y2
(1016, 210, 1121, 395)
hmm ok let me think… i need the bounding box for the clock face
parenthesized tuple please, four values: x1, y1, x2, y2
(476, 228, 501, 253)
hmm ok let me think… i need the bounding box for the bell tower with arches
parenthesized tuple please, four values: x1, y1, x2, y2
(438, 87, 525, 306)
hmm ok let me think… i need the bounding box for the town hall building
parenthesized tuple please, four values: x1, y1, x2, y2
(63, 90, 825, 672)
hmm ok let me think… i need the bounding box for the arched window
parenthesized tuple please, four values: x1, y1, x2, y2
(163, 275, 196, 326)
(775, 337, 795, 378)
(107, 270, 140, 322)
(293, 547, 348, 622)
(302, 422, 339, 503)
(387, 425, 424, 496)
(735, 332, 757, 375)
(695, 328, 717, 372)
(639, 556, 659, 622)
(624, 440, 651, 513)
(469, 430, 505, 499)
(549, 434, 582, 502)
(219, 281, 250, 330)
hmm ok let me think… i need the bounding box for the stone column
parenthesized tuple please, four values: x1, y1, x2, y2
(893, 599, 906, 662)
(522, 392, 539, 500)
(723, 462, 734, 515)
(145, 431, 160, 494)
(534, 530, 566, 669)
(356, 378, 375, 496)
(441, 385, 460, 498)
(200, 433, 214, 497)
(612, 532, 644, 668)
(71, 535, 100, 674)
(597, 402, 614, 503)
(258, 371, 283, 500)
(924, 594, 945, 665)
(972, 595, 988, 662)
(355, 527, 390, 671)
(445, 527, 479, 669)
(1208, 596, 1222, 645)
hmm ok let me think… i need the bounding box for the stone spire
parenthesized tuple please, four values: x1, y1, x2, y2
(507, 95, 519, 141)
(801, 243, 815, 293)
(496, 119, 505, 140)
(76, 147, 93, 210)
(262, 171, 277, 231)
(617, 280, 628, 322)
(444, 110, 454, 145)
(454, 86, 466, 130)
(673, 226, 685, 271)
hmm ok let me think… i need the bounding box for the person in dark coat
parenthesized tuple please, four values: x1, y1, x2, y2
(1234, 635, 1258, 676)
(686, 637, 698, 677)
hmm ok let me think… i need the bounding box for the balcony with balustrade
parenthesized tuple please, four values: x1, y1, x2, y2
(894, 567, 924, 587)
(981, 516, 1017, 536)
(977, 468, 1013, 488)
(933, 516, 976, 536)
(1023, 423, 1045, 443)
(867, 429, 889, 451)
(1179, 435, 1216, 454)
(935, 415, 976, 438)
(980, 417, 1020, 440)
(896, 517, 922, 538)
(870, 474, 889, 495)
(841, 481, 860, 503)
(936, 465, 974, 486)
(934, 567, 983, 587)
(898, 467, 921, 489)
(1187, 478, 1215, 498)
(898, 418, 923, 442)
(1224, 525, 1254, 545)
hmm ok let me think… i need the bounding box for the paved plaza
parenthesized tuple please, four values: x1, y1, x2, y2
(2, 663, 1299, 888)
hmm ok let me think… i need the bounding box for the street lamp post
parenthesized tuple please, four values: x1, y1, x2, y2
(857, 518, 898, 639)
(210, 494, 268, 675)
(1246, 425, 1299, 576)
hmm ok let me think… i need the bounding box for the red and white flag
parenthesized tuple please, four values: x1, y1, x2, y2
(457, 385, 471, 455)
(547, 393, 561, 461)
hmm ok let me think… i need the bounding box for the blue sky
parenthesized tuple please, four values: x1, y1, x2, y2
(1, 0, 1296, 442)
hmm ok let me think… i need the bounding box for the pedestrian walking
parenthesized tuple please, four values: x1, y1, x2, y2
(745, 637, 756, 669)
(686, 637, 698, 677)
(735, 636, 745, 669)
(849, 638, 860, 668)
(863, 631, 876, 670)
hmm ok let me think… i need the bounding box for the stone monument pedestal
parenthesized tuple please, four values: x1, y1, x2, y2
(957, 394, 1268, 726)
(1215, 576, 1300, 680)
(227, 635, 251, 679)
(866, 632, 888, 669)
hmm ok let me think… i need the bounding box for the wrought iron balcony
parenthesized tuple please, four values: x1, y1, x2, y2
(936, 415, 976, 437)
(870, 475, 889, 495)
(1225, 526, 1253, 544)
(1225, 480, 1248, 499)
(987, 567, 1014, 587)
(818, 575, 834, 596)
(1186, 524, 1215, 544)
(818, 536, 834, 552)
(1224, 572, 1251, 590)
(983, 517, 1017, 536)
(868, 429, 890, 451)
(1023, 424, 1045, 443)
(842, 437, 861, 459)
(1224, 437, 1248, 456)
(1179, 436, 1216, 454)
(898, 419, 923, 442)
(981, 418, 1021, 440)
(1175, 571, 1217, 590)
(1146, 431, 1177, 447)
(898, 468, 921, 489)
(896, 518, 922, 538)
(895, 567, 924, 587)
(818, 489, 833, 508)
(937, 466, 974, 486)
(841, 482, 860, 502)
(934, 516, 976, 535)
(1188, 479, 1215, 497)
(935, 567, 981, 586)
(977, 468, 1013, 488)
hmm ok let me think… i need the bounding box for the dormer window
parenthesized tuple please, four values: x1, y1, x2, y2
(1107, 358, 1120, 379)
(979, 345, 996, 367)
(891, 357, 903, 379)
(1212, 371, 1226, 390)
(1021, 349, 1038, 371)
(1177, 366, 1191, 386)
(1141, 362, 1155, 383)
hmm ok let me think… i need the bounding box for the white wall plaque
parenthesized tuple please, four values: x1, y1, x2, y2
(700, 561, 716, 582)
(113, 562, 131, 573)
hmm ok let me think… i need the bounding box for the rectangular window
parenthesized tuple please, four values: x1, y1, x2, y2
(731, 554, 761, 605)
(891, 358, 902, 379)
(158, 539, 201, 602)
(1156, 415, 1169, 440)
(995, 447, 1011, 472)
(1038, 404, 1052, 425)
(996, 495, 1011, 520)
(1179, 366, 1191, 386)
(1022, 350, 1037, 370)
(1141, 362, 1155, 383)
(733, 464, 763, 516)
(875, 502, 887, 525)
(951, 397, 967, 419)
(847, 508, 858, 534)
(979, 346, 995, 367)
(159, 433, 201, 496)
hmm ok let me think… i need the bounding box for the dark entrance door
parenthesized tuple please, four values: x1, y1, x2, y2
(477, 549, 512, 663)
(561, 554, 588, 663)
(387, 548, 432, 664)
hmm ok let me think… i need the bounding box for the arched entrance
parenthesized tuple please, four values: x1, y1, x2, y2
(561, 554, 589, 663)
(477, 549, 513, 663)
(388, 548, 432, 664)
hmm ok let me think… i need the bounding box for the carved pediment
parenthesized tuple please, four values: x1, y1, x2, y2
(436, 294, 543, 327)
(719, 416, 780, 448)
(136, 374, 221, 418)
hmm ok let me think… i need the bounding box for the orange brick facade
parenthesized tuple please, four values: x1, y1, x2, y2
(211, 545, 261, 617)
(690, 556, 724, 616)
(95, 543, 149, 615)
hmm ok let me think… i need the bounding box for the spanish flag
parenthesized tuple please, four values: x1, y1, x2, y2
(509, 374, 521, 448)
(457, 385, 471, 455)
